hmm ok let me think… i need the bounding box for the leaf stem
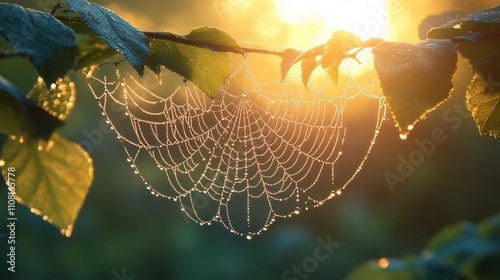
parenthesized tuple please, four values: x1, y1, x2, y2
(0, 50, 25, 59)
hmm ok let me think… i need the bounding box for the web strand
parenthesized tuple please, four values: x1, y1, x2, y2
(84, 57, 386, 238)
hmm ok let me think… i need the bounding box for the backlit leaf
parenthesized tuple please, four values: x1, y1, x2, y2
(66, 0, 150, 76)
(186, 26, 243, 54)
(0, 76, 63, 140)
(301, 57, 319, 88)
(325, 59, 343, 84)
(1, 133, 93, 237)
(466, 51, 500, 138)
(0, 3, 78, 85)
(288, 31, 382, 88)
(28, 76, 76, 121)
(280, 45, 324, 85)
(320, 30, 363, 85)
(320, 30, 362, 68)
(373, 40, 457, 137)
(280, 48, 303, 81)
(147, 27, 232, 98)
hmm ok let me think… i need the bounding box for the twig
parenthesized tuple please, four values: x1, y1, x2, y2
(50, 3, 63, 15)
(0, 50, 25, 59)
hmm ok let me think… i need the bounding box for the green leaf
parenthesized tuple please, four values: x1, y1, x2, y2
(324, 37, 383, 85)
(428, 5, 500, 39)
(428, 6, 500, 73)
(373, 39, 458, 137)
(286, 30, 380, 88)
(320, 30, 362, 68)
(280, 48, 303, 81)
(52, 2, 90, 34)
(53, 3, 119, 69)
(0, 76, 63, 140)
(466, 51, 500, 138)
(147, 27, 232, 98)
(23, 103, 65, 141)
(325, 59, 343, 84)
(1, 133, 93, 237)
(0, 76, 34, 136)
(0, 3, 78, 85)
(27, 76, 76, 121)
(66, 0, 150, 76)
(185, 26, 243, 54)
(319, 30, 362, 85)
(280, 45, 324, 85)
(301, 57, 319, 88)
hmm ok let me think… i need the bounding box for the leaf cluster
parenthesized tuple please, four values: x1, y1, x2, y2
(279, 5, 500, 138)
(0, 0, 243, 235)
(382, 5, 500, 138)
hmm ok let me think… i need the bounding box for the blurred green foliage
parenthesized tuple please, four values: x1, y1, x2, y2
(347, 214, 500, 279)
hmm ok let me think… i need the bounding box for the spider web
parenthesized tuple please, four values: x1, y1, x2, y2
(84, 55, 386, 239)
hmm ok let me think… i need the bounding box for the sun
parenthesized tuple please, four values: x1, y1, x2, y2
(270, 0, 395, 79)
(273, 0, 393, 48)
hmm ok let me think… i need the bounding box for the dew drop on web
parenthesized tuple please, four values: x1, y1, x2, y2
(84, 55, 387, 237)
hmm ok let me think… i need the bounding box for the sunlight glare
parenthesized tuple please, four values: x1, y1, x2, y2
(274, 0, 391, 44)
(273, 0, 392, 79)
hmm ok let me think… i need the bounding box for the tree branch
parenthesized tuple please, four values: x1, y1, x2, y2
(0, 50, 25, 59)
(143, 31, 285, 57)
